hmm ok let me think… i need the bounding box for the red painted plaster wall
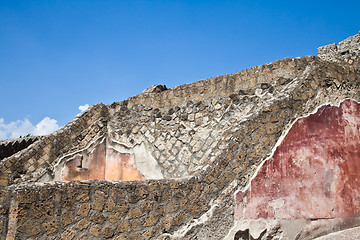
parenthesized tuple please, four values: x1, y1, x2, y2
(236, 99, 360, 219)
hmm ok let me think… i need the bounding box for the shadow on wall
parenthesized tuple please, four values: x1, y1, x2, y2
(234, 229, 250, 240)
(234, 229, 267, 240)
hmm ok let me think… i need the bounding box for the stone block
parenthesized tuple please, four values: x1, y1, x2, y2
(89, 225, 101, 237)
(17, 190, 37, 204)
(215, 176, 226, 190)
(117, 220, 131, 233)
(153, 205, 165, 216)
(128, 207, 144, 219)
(204, 185, 216, 194)
(136, 185, 149, 199)
(162, 216, 173, 231)
(141, 201, 154, 212)
(76, 219, 90, 231)
(161, 190, 172, 202)
(43, 219, 60, 235)
(142, 228, 154, 240)
(167, 202, 179, 213)
(144, 214, 159, 227)
(130, 219, 142, 231)
(129, 232, 142, 240)
(92, 198, 105, 211)
(75, 193, 90, 203)
(77, 203, 90, 217)
(17, 219, 43, 236)
(223, 171, 234, 182)
(111, 188, 126, 199)
(62, 211, 74, 226)
(108, 212, 121, 223)
(105, 198, 116, 211)
(102, 226, 114, 239)
(114, 234, 127, 240)
(33, 202, 54, 219)
(61, 228, 77, 240)
(116, 201, 129, 216)
(90, 211, 106, 224)
(266, 123, 281, 135)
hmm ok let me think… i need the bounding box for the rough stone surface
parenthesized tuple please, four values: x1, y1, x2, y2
(0, 32, 358, 239)
(315, 226, 360, 240)
(318, 31, 360, 67)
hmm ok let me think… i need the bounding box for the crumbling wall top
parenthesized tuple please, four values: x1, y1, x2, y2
(318, 31, 360, 66)
(0, 136, 40, 160)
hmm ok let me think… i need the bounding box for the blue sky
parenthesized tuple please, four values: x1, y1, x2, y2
(0, 0, 359, 139)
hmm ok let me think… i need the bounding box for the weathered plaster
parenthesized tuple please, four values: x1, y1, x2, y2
(53, 136, 163, 182)
(107, 138, 163, 179)
(230, 99, 360, 239)
(52, 136, 107, 181)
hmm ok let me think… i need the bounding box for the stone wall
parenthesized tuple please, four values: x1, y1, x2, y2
(3, 177, 227, 240)
(0, 32, 359, 239)
(0, 103, 109, 186)
(0, 136, 39, 160)
(106, 56, 314, 179)
(0, 188, 9, 239)
(1, 56, 318, 185)
(318, 31, 360, 66)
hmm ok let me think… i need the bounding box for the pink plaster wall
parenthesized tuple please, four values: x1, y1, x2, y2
(236, 99, 360, 219)
(61, 141, 106, 181)
(105, 148, 145, 181)
(61, 142, 145, 181)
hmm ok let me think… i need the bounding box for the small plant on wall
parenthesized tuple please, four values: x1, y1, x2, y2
(19, 134, 32, 138)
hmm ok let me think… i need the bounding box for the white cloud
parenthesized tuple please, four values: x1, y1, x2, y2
(32, 117, 59, 136)
(0, 118, 35, 139)
(79, 104, 90, 112)
(0, 117, 60, 140)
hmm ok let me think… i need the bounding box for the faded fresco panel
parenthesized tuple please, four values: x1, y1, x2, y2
(61, 141, 106, 181)
(61, 142, 145, 181)
(106, 148, 145, 181)
(236, 99, 360, 219)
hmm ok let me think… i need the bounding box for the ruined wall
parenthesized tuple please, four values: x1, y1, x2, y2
(318, 31, 360, 66)
(105, 56, 312, 179)
(236, 99, 360, 220)
(0, 103, 109, 186)
(0, 32, 359, 239)
(0, 136, 39, 161)
(0, 56, 317, 185)
(0, 188, 9, 239)
(230, 99, 360, 240)
(2, 178, 217, 239)
(0, 58, 358, 239)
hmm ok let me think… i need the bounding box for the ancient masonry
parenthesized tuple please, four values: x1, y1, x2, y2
(0, 32, 359, 240)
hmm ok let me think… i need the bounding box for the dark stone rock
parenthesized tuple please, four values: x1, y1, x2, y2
(143, 85, 168, 93)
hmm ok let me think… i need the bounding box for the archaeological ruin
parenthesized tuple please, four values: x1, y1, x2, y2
(0, 31, 359, 239)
